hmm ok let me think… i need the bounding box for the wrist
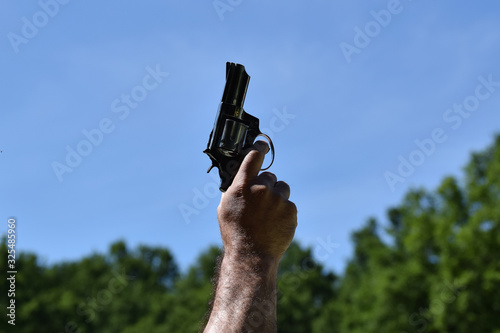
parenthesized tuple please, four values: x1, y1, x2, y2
(223, 247, 280, 276)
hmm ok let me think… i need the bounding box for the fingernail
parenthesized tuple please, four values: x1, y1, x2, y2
(255, 141, 270, 153)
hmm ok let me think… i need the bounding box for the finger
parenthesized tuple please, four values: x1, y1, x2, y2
(256, 171, 277, 187)
(240, 139, 270, 156)
(233, 141, 269, 184)
(274, 181, 291, 200)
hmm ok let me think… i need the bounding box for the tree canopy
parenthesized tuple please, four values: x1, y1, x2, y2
(1, 135, 500, 332)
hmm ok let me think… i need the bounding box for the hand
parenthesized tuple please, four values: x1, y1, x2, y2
(204, 141, 297, 332)
(217, 141, 298, 263)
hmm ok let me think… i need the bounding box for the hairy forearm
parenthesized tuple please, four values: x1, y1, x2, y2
(204, 252, 279, 333)
(202, 141, 297, 332)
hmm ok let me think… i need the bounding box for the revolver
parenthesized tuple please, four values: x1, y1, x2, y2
(204, 62, 275, 192)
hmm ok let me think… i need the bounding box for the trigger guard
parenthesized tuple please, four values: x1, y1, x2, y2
(256, 133, 275, 171)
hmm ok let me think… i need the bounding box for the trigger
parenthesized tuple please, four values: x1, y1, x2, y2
(207, 163, 217, 173)
(257, 133, 275, 171)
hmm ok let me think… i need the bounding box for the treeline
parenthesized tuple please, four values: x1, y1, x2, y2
(2, 135, 500, 332)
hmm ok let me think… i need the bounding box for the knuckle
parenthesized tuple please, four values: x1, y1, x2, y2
(287, 201, 298, 217)
(251, 184, 270, 197)
(260, 171, 276, 178)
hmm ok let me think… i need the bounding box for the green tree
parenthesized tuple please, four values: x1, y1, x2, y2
(0, 239, 180, 333)
(277, 241, 338, 333)
(2, 135, 500, 332)
(326, 135, 500, 333)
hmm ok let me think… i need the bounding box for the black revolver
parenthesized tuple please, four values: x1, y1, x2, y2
(204, 62, 275, 192)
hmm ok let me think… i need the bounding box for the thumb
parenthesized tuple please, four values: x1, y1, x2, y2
(232, 141, 269, 185)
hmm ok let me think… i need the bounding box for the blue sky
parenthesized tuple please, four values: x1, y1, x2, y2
(1, 0, 500, 274)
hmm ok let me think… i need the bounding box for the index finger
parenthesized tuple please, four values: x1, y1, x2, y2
(232, 141, 269, 185)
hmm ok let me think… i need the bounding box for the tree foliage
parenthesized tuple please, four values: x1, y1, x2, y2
(1, 135, 500, 332)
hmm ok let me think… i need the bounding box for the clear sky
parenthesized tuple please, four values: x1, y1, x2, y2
(1, 0, 500, 274)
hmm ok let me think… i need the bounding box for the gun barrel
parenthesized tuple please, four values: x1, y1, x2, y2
(222, 62, 250, 109)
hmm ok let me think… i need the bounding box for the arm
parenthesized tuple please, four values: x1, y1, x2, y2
(204, 141, 298, 333)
